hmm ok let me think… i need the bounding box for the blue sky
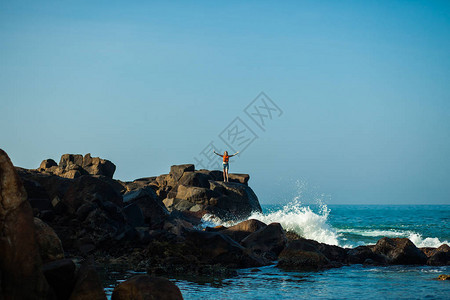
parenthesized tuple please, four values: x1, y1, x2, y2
(1, 1, 449, 204)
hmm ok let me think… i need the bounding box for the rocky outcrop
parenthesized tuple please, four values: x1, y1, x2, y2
(0, 149, 50, 299)
(112, 275, 183, 300)
(38, 153, 116, 179)
(154, 164, 261, 221)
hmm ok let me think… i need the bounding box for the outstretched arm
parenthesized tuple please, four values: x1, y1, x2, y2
(213, 150, 223, 157)
(229, 151, 240, 157)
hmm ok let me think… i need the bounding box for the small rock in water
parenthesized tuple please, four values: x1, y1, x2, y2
(437, 274, 450, 280)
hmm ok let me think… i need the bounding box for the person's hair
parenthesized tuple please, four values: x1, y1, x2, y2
(224, 151, 228, 156)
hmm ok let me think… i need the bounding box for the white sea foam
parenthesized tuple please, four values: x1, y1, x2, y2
(337, 228, 449, 248)
(200, 198, 342, 246)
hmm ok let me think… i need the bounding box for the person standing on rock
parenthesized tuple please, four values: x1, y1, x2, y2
(213, 150, 239, 182)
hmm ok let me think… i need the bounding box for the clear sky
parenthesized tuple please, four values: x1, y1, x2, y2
(1, 1, 449, 205)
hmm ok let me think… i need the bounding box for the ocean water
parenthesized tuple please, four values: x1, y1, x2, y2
(103, 203, 450, 299)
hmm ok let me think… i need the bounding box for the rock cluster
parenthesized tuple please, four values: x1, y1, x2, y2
(2, 149, 449, 299)
(38, 153, 116, 179)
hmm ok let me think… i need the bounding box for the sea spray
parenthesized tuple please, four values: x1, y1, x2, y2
(200, 199, 343, 246)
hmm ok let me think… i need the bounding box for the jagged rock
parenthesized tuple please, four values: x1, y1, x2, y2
(0, 149, 50, 299)
(111, 275, 183, 300)
(221, 219, 267, 243)
(241, 222, 287, 260)
(82, 153, 116, 178)
(68, 262, 106, 300)
(39, 159, 58, 171)
(43, 259, 77, 300)
(170, 164, 195, 181)
(198, 170, 249, 185)
(34, 217, 64, 263)
(372, 237, 427, 265)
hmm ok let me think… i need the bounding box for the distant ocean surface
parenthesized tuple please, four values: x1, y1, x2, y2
(104, 203, 450, 299)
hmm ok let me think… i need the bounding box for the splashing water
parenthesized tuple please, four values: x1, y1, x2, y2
(200, 198, 342, 246)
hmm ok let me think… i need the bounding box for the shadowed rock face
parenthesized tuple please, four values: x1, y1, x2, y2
(0, 149, 50, 299)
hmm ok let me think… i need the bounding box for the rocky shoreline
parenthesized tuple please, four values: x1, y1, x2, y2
(1, 150, 449, 299)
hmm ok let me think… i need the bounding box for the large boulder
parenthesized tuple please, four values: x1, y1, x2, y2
(208, 181, 262, 220)
(241, 222, 287, 260)
(0, 149, 50, 299)
(221, 219, 267, 243)
(34, 217, 64, 263)
(111, 275, 183, 300)
(372, 237, 427, 265)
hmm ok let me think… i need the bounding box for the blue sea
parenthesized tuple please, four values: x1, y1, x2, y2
(103, 203, 450, 299)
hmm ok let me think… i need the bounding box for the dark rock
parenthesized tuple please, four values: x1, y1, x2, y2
(111, 275, 183, 300)
(123, 203, 145, 227)
(427, 244, 450, 266)
(0, 149, 50, 299)
(347, 245, 386, 265)
(372, 237, 427, 265)
(170, 164, 195, 181)
(208, 181, 262, 220)
(63, 175, 123, 213)
(34, 217, 64, 263)
(221, 219, 267, 243)
(184, 229, 264, 268)
(123, 187, 169, 228)
(69, 262, 106, 300)
(241, 222, 287, 260)
(277, 239, 329, 270)
(43, 259, 76, 300)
